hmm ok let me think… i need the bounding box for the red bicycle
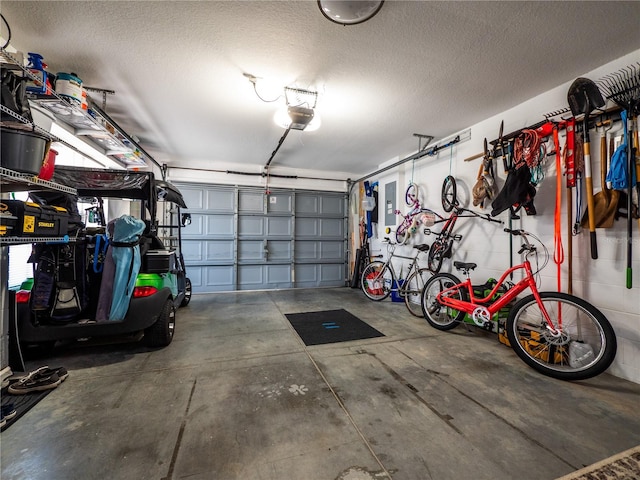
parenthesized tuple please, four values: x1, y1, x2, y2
(420, 228, 617, 380)
(424, 176, 502, 273)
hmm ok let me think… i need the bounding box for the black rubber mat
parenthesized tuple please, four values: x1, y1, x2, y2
(1, 384, 56, 432)
(285, 309, 384, 346)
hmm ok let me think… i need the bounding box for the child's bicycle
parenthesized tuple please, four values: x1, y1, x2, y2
(387, 183, 432, 245)
(420, 228, 617, 380)
(361, 238, 431, 317)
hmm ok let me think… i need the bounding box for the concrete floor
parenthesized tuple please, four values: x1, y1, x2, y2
(1, 287, 639, 480)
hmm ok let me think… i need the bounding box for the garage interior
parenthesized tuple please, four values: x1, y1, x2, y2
(1, 2, 640, 480)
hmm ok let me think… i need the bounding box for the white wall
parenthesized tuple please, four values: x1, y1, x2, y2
(167, 162, 349, 193)
(359, 49, 640, 384)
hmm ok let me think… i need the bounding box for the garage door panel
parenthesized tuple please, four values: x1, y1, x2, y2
(294, 263, 343, 287)
(205, 189, 234, 211)
(320, 218, 343, 237)
(320, 264, 343, 283)
(266, 216, 292, 236)
(237, 264, 291, 290)
(180, 187, 205, 210)
(266, 240, 292, 261)
(296, 193, 344, 216)
(238, 191, 264, 213)
(238, 241, 264, 262)
(239, 240, 291, 262)
(320, 241, 344, 261)
(295, 264, 317, 284)
(295, 241, 343, 261)
(238, 216, 293, 237)
(296, 218, 343, 239)
(296, 217, 318, 237)
(295, 241, 318, 260)
(320, 196, 344, 215)
(205, 215, 235, 236)
(238, 216, 264, 236)
(187, 266, 203, 288)
(266, 193, 292, 213)
(177, 183, 346, 293)
(296, 195, 318, 215)
(206, 240, 234, 262)
(182, 240, 203, 262)
(237, 265, 262, 287)
(266, 264, 291, 286)
(182, 214, 205, 237)
(205, 266, 234, 290)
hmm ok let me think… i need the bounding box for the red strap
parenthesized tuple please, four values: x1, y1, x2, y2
(553, 126, 564, 292)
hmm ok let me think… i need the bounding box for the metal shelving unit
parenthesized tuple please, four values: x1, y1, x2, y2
(0, 167, 77, 384)
(1, 48, 157, 169)
(1, 49, 81, 382)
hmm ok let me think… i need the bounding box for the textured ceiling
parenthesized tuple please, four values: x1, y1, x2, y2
(2, 1, 640, 178)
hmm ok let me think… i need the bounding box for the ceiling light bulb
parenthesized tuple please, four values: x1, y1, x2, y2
(318, 0, 384, 25)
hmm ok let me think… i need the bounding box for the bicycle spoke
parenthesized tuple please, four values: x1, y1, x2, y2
(421, 273, 464, 330)
(507, 292, 616, 380)
(404, 268, 430, 317)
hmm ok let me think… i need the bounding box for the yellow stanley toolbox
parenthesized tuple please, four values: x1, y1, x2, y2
(0, 200, 69, 237)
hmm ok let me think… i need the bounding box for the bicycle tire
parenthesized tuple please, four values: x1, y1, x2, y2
(506, 292, 617, 381)
(404, 268, 432, 317)
(396, 224, 410, 245)
(427, 240, 445, 273)
(405, 184, 419, 207)
(361, 261, 393, 301)
(441, 175, 458, 212)
(421, 273, 465, 330)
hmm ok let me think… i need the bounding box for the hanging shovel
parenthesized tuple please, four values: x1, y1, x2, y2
(568, 77, 605, 259)
(581, 119, 618, 228)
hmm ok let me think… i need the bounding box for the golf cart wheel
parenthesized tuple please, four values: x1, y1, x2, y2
(144, 298, 176, 347)
(180, 277, 192, 307)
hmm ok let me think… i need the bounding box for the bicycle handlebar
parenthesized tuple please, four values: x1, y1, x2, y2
(504, 228, 537, 253)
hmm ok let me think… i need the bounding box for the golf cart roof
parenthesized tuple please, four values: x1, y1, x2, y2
(51, 166, 187, 206)
(51, 167, 156, 200)
(156, 180, 187, 208)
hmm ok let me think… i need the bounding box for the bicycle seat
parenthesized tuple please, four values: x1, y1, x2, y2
(454, 261, 477, 271)
(413, 244, 429, 252)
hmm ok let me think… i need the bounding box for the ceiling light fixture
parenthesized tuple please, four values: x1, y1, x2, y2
(318, 0, 384, 25)
(273, 86, 320, 131)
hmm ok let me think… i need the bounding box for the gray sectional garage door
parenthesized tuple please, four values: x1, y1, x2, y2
(174, 183, 347, 293)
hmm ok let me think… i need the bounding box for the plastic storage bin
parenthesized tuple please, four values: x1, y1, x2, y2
(0, 127, 47, 175)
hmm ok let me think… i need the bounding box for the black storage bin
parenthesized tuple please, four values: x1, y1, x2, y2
(143, 249, 176, 273)
(0, 200, 68, 237)
(1, 127, 48, 175)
